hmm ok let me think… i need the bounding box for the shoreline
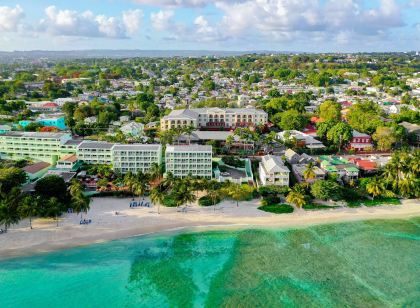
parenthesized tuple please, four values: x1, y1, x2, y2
(0, 197, 419, 260)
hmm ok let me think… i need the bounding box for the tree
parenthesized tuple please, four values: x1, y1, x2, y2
(124, 172, 136, 199)
(134, 174, 148, 201)
(223, 183, 252, 207)
(0, 167, 26, 194)
(319, 100, 341, 122)
(303, 162, 316, 181)
(72, 194, 90, 221)
(18, 195, 40, 230)
(310, 180, 342, 201)
(286, 190, 306, 208)
(326, 122, 353, 151)
(207, 180, 222, 211)
(35, 175, 68, 202)
(346, 101, 382, 134)
(0, 187, 21, 231)
(150, 185, 165, 214)
(373, 126, 397, 151)
(366, 178, 385, 199)
(47, 197, 63, 227)
(174, 182, 196, 209)
(275, 110, 308, 131)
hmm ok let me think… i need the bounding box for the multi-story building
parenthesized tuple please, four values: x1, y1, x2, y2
(112, 144, 162, 174)
(259, 155, 290, 186)
(165, 145, 212, 178)
(19, 115, 67, 130)
(76, 141, 114, 165)
(160, 108, 268, 131)
(349, 130, 373, 152)
(0, 132, 72, 164)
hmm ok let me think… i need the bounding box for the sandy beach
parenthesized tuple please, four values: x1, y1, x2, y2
(0, 197, 419, 259)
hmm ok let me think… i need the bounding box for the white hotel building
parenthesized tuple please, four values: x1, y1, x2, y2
(76, 141, 162, 174)
(165, 145, 213, 178)
(160, 107, 268, 131)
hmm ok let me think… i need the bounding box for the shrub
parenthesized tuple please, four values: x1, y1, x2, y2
(198, 195, 221, 207)
(258, 203, 294, 214)
(303, 203, 340, 210)
(222, 156, 245, 168)
(310, 180, 343, 201)
(261, 195, 281, 206)
(347, 197, 400, 208)
(163, 195, 177, 207)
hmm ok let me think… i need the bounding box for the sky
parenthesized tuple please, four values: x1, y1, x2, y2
(0, 0, 419, 52)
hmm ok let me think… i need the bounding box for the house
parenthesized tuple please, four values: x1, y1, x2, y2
(292, 164, 326, 183)
(349, 130, 373, 152)
(259, 155, 290, 186)
(19, 115, 67, 130)
(277, 130, 325, 149)
(56, 154, 80, 171)
(23, 161, 51, 182)
(399, 121, 420, 145)
(84, 116, 97, 125)
(284, 149, 300, 164)
(120, 122, 144, 137)
(319, 156, 359, 181)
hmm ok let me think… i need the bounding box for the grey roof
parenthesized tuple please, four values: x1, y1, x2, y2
(113, 144, 161, 151)
(77, 141, 114, 150)
(187, 130, 234, 141)
(0, 131, 70, 139)
(166, 145, 212, 153)
(352, 130, 371, 138)
(261, 155, 290, 173)
(64, 139, 83, 146)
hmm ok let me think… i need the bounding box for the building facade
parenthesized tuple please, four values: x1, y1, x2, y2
(259, 155, 290, 186)
(0, 132, 72, 164)
(161, 108, 268, 131)
(76, 141, 114, 165)
(112, 144, 162, 174)
(165, 145, 212, 178)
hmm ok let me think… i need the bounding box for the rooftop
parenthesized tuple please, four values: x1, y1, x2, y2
(113, 144, 161, 151)
(0, 131, 70, 139)
(77, 141, 114, 150)
(166, 144, 212, 153)
(23, 161, 51, 174)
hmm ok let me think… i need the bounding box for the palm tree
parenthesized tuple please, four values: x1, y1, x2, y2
(183, 125, 195, 144)
(150, 185, 165, 214)
(366, 178, 385, 199)
(286, 190, 306, 208)
(224, 183, 250, 207)
(134, 175, 148, 201)
(162, 172, 175, 191)
(47, 197, 63, 227)
(207, 180, 221, 211)
(124, 171, 136, 199)
(303, 162, 316, 182)
(69, 179, 84, 199)
(72, 194, 91, 221)
(149, 163, 163, 186)
(18, 195, 39, 230)
(0, 187, 21, 232)
(174, 182, 196, 210)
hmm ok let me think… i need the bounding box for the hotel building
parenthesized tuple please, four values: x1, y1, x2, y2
(160, 107, 268, 131)
(112, 144, 162, 174)
(0, 132, 72, 164)
(165, 145, 213, 178)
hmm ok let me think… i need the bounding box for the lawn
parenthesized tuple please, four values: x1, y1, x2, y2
(258, 203, 294, 214)
(347, 197, 401, 208)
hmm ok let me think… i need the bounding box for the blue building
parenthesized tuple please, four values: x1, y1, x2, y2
(19, 116, 67, 130)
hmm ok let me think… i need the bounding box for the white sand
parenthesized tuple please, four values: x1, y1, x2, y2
(0, 197, 419, 259)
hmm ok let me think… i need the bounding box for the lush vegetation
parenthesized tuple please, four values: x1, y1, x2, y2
(258, 204, 294, 214)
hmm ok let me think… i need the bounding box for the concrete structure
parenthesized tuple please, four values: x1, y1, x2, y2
(0, 125, 12, 133)
(259, 155, 290, 186)
(19, 116, 67, 130)
(0, 132, 72, 164)
(165, 145, 212, 178)
(56, 154, 79, 171)
(161, 108, 268, 131)
(112, 144, 162, 174)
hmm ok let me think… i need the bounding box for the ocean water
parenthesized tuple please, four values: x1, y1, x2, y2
(0, 218, 419, 308)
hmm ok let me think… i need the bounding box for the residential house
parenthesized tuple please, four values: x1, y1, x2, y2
(399, 121, 420, 146)
(319, 156, 359, 181)
(120, 121, 144, 137)
(277, 130, 325, 149)
(259, 155, 290, 186)
(292, 164, 326, 183)
(23, 161, 51, 182)
(349, 130, 374, 152)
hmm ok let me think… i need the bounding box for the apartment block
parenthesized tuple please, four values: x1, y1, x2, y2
(160, 107, 268, 131)
(0, 132, 72, 164)
(165, 145, 212, 178)
(113, 144, 162, 174)
(76, 141, 114, 165)
(259, 155, 290, 186)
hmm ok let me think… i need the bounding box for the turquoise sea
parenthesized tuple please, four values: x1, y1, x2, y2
(0, 218, 419, 308)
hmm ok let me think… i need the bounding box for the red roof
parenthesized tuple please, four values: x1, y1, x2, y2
(352, 160, 377, 170)
(310, 116, 322, 123)
(43, 102, 58, 108)
(23, 162, 51, 174)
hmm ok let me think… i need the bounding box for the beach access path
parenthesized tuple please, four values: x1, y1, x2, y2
(0, 197, 419, 259)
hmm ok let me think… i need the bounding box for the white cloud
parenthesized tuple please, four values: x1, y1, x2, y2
(39, 6, 143, 38)
(123, 9, 144, 35)
(150, 10, 174, 31)
(0, 5, 25, 32)
(132, 0, 242, 8)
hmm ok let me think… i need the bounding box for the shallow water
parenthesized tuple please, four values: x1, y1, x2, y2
(0, 218, 419, 307)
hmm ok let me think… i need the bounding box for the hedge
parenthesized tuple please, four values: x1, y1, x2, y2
(258, 203, 294, 214)
(198, 195, 221, 207)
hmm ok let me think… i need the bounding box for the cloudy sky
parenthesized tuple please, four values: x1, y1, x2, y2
(0, 0, 419, 52)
